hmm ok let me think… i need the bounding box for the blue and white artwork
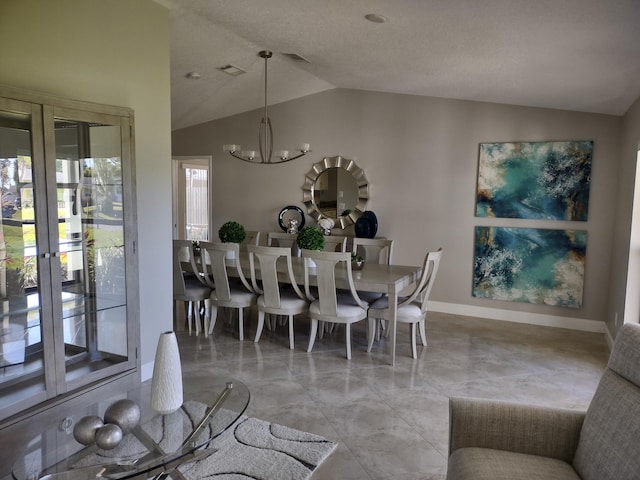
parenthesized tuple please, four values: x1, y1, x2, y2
(476, 141, 593, 221)
(473, 227, 587, 308)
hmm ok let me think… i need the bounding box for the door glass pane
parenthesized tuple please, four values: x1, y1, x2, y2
(185, 165, 209, 241)
(53, 120, 128, 383)
(0, 109, 46, 409)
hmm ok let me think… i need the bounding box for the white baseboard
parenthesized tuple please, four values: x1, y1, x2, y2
(429, 301, 606, 333)
(141, 361, 154, 382)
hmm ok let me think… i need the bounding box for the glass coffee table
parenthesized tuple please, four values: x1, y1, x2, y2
(12, 378, 250, 480)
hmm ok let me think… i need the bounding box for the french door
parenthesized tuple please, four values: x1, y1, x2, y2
(172, 157, 211, 241)
(0, 94, 138, 421)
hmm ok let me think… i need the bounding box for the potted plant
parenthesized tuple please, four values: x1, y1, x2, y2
(191, 240, 201, 256)
(218, 221, 246, 244)
(218, 221, 246, 260)
(297, 226, 325, 268)
(351, 252, 364, 270)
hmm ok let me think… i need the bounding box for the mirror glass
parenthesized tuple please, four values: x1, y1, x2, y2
(302, 156, 369, 228)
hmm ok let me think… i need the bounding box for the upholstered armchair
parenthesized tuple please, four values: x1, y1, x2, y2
(447, 323, 640, 480)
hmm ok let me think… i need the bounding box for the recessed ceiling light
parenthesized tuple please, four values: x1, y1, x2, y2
(365, 13, 387, 24)
(219, 64, 247, 76)
(185, 72, 201, 80)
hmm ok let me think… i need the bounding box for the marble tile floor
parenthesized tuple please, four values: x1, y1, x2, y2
(175, 311, 610, 480)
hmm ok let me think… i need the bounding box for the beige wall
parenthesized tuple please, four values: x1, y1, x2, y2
(609, 97, 640, 338)
(172, 88, 623, 329)
(0, 0, 173, 375)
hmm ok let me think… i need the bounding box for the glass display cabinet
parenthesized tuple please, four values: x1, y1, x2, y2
(0, 89, 139, 423)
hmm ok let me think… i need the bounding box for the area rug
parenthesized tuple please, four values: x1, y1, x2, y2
(178, 415, 337, 479)
(73, 401, 337, 480)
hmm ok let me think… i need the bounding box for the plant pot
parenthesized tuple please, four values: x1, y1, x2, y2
(352, 259, 364, 270)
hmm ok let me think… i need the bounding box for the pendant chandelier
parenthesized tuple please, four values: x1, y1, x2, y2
(223, 50, 311, 164)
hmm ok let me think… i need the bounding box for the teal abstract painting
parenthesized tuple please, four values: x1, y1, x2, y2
(476, 141, 593, 220)
(473, 227, 587, 308)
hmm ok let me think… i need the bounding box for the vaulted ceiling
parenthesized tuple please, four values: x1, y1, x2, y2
(158, 0, 640, 131)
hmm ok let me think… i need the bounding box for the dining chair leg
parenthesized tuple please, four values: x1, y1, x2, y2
(307, 319, 318, 353)
(366, 317, 377, 352)
(345, 325, 352, 360)
(186, 301, 193, 335)
(288, 314, 295, 350)
(203, 299, 210, 335)
(318, 321, 325, 340)
(193, 303, 201, 335)
(208, 305, 219, 335)
(238, 308, 244, 341)
(254, 310, 265, 343)
(410, 323, 417, 359)
(418, 319, 427, 347)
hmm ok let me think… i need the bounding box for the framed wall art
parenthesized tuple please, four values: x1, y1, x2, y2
(476, 141, 593, 221)
(473, 226, 587, 308)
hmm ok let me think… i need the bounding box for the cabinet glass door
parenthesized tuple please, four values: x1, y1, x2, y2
(0, 98, 51, 415)
(0, 95, 137, 421)
(46, 108, 134, 393)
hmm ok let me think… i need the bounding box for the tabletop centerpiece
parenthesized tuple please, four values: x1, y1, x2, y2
(297, 225, 325, 268)
(218, 221, 246, 260)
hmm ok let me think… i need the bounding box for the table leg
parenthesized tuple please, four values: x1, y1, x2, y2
(389, 287, 398, 366)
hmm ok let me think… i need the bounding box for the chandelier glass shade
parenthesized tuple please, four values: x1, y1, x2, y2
(223, 50, 311, 164)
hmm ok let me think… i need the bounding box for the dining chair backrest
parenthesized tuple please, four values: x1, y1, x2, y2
(352, 237, 394, 265)
(401, 248, 442, 313)
(301, 249, 366, 316)
(241, 231, 261, 251)
(199, 241, 253, 301)
(247, 245, 305, 308)
(323, 235, 347, 253)
(267, 231, 299, 256)
(173, 240, 201, 295)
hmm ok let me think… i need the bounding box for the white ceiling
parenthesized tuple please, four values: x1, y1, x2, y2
(159, 0, 640, 131)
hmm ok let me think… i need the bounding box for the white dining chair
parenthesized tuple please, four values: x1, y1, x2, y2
(172, 240, 211, 335)
(367, 248, 442, 358)
(301, 249, 370, 359)
(352, 237, 394, 264)
(352, 237, 395, 336)
(199, 241, 257, 340)
(247, 245, 309, 349)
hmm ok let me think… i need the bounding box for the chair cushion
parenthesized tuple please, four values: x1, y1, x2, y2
(309, 299, 366, 321)
(572, 369, 640, 480)
(258, 292, 308, 312)
(211, 288, 255, 307)
(176, 277, 211, 299)
(447, 448, 581, 480)
(369, 296, 423, 322)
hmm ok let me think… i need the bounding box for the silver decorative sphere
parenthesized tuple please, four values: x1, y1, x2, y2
(104, 399, 141, 434)
(95, 423, 123, 450)
(73, 415, 104, 445)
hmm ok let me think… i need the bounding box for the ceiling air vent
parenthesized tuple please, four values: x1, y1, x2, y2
(281, 52, 312, 64)
(220, 64, 246, 76)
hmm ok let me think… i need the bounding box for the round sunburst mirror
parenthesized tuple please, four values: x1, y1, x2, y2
(302, 155, 369, 229)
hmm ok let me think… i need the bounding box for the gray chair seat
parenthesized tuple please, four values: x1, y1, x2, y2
(210, 287, 255, 306)
(448, 448, 581, 480)
(257, 291, 308, 312)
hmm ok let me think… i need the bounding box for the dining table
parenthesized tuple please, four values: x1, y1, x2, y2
(226, 253, 422, 366)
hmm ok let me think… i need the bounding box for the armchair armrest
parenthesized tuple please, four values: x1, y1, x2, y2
(449, 397, 585, 463)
